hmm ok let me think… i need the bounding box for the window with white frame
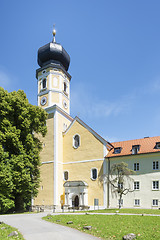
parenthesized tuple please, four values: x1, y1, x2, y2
(118, 199, 123, 206)
(134, 181, 140, 190)
(132, 145, 140, 154)
(134, 162, 139, 171)
(152, 199, 158, 206)
(134, 199, 140, 206)
(153, 161, 159, 170)
(118, 182, 123, 189)
(91, 168, 98, 180)
(152, 181, 159, 190)
(64, 171, 69, 181)
(73, 134, 80, 149)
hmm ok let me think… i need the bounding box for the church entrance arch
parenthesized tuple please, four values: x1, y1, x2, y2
(64, 181, 88, 208)
(72, 195, 79, 207)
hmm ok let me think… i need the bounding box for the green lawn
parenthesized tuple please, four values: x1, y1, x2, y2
(84, 208, 160, 215)
(43, 214, 160, 240)
(0, 222, 24, 240)
(65, 208, 160, 215)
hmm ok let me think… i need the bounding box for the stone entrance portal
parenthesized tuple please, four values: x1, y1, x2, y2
(64, 181, 89, 209)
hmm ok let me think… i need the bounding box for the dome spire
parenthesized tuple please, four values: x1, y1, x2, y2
(37, 26, 70, 71)
(52, 24, 56, 43)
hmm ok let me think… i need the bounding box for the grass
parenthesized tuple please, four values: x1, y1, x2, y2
(0, 222, 24, 239)
(65, 208, 160, 215)
(43, 214, 160, 240)
(83, 208, 160, 215)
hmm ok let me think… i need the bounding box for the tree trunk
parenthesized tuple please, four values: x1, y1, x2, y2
(15, 194, 24, 212)
(119, 194, 122, 209)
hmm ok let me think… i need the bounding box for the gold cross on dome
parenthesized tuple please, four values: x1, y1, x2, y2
(52, 24, 56, 43)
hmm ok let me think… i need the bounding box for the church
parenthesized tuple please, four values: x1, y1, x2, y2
(32, 29, 160, 211)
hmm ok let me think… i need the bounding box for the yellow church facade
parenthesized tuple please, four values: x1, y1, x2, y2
(32, 30, 112, 211)
(32, 30, 160, 211)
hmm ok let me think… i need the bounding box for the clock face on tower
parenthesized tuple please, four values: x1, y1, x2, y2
(63, 100, 68, 109)
(41, 96, 47, 106)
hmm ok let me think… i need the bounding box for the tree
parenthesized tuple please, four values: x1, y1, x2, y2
(0, 88, 47, 213)
(109, 162, 134, 209)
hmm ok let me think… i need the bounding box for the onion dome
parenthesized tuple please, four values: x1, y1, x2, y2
(37, 26, 70, 71)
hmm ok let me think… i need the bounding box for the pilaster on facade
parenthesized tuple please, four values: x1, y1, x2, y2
(53, 110, 58, 206)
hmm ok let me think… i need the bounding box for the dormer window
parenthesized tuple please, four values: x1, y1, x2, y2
(42, 78, 46, 89)
(114, 147, 121, 154)
(132, 145, 140, 154)
(155, 142, 160, 149)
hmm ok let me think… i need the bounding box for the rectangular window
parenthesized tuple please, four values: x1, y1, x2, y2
(118, 199, 123, 206)
(118, 182, 123, 189)
(152, 181, 159, 190)
(153, 161, 159, 170)
(94, 199, 99, 206)
(134, 199, 140, 206)
(153, 199, 158, 206)
(134, 163, 139, 171)
(134, 181, 140, 190)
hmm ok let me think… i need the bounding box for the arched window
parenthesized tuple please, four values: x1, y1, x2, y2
(64, 82, 67, 92)
(91, 168, 98, 180)
(42, 78, 46, 89)
(64, 171, 69, 181)
(73, 134, 80, 149)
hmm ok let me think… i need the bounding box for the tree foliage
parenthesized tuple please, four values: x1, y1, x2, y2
(109, 162, 134, 209)
(0, 87, 47, 213)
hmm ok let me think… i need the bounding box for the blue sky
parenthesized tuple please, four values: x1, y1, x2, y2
(0, 0, 160, 143)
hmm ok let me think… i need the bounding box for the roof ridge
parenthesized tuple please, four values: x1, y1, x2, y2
(111, 136, 160, 144)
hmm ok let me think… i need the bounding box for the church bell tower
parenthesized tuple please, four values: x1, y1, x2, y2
(36, 27, 71, 114)
(34, 27, 72, 210)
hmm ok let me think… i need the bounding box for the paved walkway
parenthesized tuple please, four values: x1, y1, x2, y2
(1, 211, 160, 240)
(0, 212, 100, 240)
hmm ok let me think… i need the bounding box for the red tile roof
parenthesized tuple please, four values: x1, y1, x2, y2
(107, 136, 160, 158)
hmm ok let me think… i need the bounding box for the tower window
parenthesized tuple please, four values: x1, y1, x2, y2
(91, 168, 98, 180)
(42, 78, 46, 89)
(63, 123, 68, 131)
(64, 82, 67, 92)
(64, 171, 69, 181)
(73, 134, 80, 149)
